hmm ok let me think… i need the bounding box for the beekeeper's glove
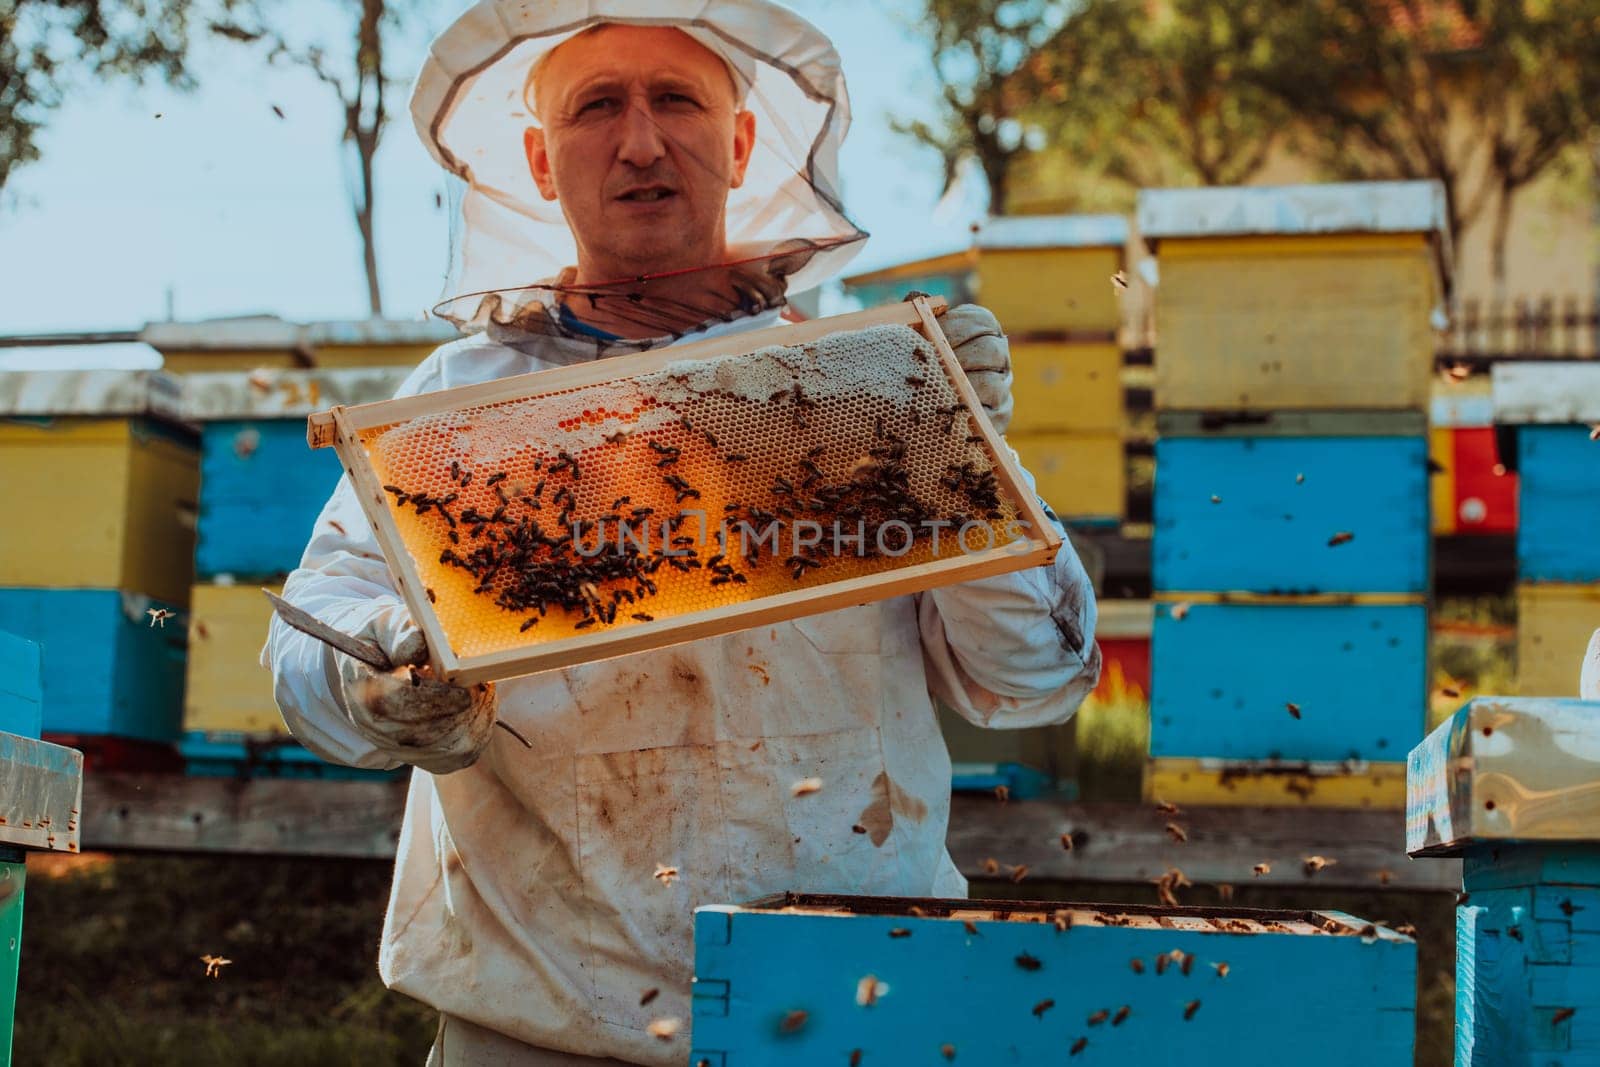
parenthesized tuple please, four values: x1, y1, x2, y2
(1582, 628, 1600, 701)
(336, 628, 499, 774)
(939, 304, 1014, 436)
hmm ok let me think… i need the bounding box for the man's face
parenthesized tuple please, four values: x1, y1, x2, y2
(524, 25, 757, 282)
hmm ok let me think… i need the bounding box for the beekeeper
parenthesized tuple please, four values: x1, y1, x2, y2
(263, 2, 1100, 1064)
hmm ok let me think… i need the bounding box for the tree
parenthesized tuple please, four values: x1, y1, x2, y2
(891, 0, 1078, 214)
(214, 0, 422, 316)
(1249, 0, 1600, 288)
(1, 0, 206, 198)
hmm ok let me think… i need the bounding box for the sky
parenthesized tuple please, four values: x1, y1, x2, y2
(0, 0, 990, 368)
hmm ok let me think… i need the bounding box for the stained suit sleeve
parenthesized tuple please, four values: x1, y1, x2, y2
(917, 452, 1101, 729)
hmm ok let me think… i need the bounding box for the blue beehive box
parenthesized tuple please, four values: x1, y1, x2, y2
(180, 368, 411, 580)
(690, 893, 1415, 1065)
(177, 731, 405, 781)
(0, 589, 185, 743)
(1153, 433, 1429, 595)
(0, 633, 42, 740)
(1150, 601, 1427, 762)
(1515, 425, 1600, 584)
(195, 421, 346, 579)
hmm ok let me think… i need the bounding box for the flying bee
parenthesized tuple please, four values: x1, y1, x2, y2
(1359, 924, 1380, 944)
(639, 988, 659, 1006)
(1009, 864, 1029, 883)
(1253, 862, 1271, 877)
(790, 777, 823, 797)
(940, 1045, 955, 1061)
(645, 1018, 681, 1040)
(1059, 832, 1074, 852)
(147, 608, 176, 628)
(1303, 854, 1336, 875)
(1216, 884, 1235, 902)
(1165, 822, 1188, 844)
(199, 954, 232, 979)
(982, 858, 1000, 876)
(994, 785, 1010, 803)
(1155, 954, 1169, 976)
(962, 920, 980, 936)
(1111, 270, 1129, 289)
(855, 975, 887, 1007)
(1170, 601, 1191, 621)
(1155, 800, 1181, 816)
(652, 864, 678, 886)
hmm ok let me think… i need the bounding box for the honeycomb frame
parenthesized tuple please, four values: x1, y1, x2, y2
(307, 298, 1061, 685)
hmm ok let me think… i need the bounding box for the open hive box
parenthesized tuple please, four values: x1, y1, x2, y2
(690, 893, 1416, 1064)
(307, 298, 1058, 684)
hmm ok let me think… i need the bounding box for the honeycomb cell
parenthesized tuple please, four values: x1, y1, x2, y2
(358, 324, 1034, 663)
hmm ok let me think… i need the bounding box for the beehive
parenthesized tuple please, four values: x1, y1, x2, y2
(182, 368, 411, 579)
(1515, 584, 1600, 697)
(308, 299, 1057, 685)
(1139, 181, 1450, 412)
(1009, 432, 1125, 525)
(0, 631, 42, 740)
(1007, 340, 1122, 435)
(144, 318, 452, 374)
(1153, 429, 1430, 595)
(0, 588, 185, 743)
(0, 371, 198, 605)
(1147, 599, 1425, 807)
(1514, 425, 1600, 583)
(972, 215, 1127, 336)
(183, 582, 283, 735)
(690, 893, 1415, 1065)
(1409, 699, 1600, 1065)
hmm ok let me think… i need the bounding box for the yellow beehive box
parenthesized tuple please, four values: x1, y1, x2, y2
(974, 215, 1127, 336)
(1516, 582, 1600, 697)
(144, 317, 452, 373)
(184, 581, 285, 734)
(0, 371, 198, 605)
(1139, 182, 1452, 412)
(1008, 341, 1122, 435)
(1008, 432, 1124, 523)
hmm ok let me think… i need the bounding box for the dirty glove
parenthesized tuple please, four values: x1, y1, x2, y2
(336, 629, 499, 774)
(938, 303, 1014, 435)
(1582, 628, 1600, 700)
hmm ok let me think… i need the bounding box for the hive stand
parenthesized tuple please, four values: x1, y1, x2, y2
(1409, 696, 1600, 1064)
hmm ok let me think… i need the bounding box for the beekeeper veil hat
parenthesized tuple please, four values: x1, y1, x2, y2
(411, 0, 868, 337)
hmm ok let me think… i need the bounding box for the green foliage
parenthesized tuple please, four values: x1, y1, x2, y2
(0, 0, 209, 196)
(14, 854, 435, 1065)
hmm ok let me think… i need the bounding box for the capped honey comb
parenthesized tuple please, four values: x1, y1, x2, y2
(311, 299, 1058, 685)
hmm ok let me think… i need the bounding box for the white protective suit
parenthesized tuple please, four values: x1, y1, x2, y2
(1582, 628, 1600, 700)
(263, 3, 1101, 1064)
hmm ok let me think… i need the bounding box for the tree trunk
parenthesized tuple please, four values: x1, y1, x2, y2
(1489, 179, 1515, 299)
(357, 136, 382, 316)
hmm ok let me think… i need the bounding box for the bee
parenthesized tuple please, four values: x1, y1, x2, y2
(1375, 869, 1395, 886)
(888, 928, 911, 939)
(1286, 702, 1302, 719)
(1155, 800, 1181, 815)
(1087, 1009, 1108, 1026)
(574, 618, 596, 630)
(1112, 1006, 1130, 1026)
(1032, 999, 1055, 1018)
(993, 785, 1010, 803)
(1184, 1000, 1201, 1021)
(790, 777, 823, 797)
(852, 824, 868, 834)
(1216, 883, 1235, 902)
(1130, 958, 1145, 975)
(147, 608, 176, 628)
(519, 617, 539, 633)
(652, 863, 678, 886)
(426, 588, 436, 603)
(1059, 832, 1074, 852)
(1165, 822, 1188, 844)
(1014, 952, 1042, 972)
(1009, 864, 1029, 883)
(1394, 923, 1417, 936)
(1302, 855, 1336, 875)
(1553, 1007, 1576, 1025)
(632, 613, 654, 622)
(199, 954, 232, 978)
(639, 988, 659, 1006)
(855, 975, 886, 1007)
(1210, 494, 1222, 505)
(962, 920, 980, 936)
(908, 906, 928, 917)
(1170, 601, 1191, 621)
(777, 1009, 809, 1034)
(1070, 1037, 1088, 1056)
(1253, 862, 1271, 877)
(1180, 952, 1195, 976)
(1327, 530, 1355, 547)
(645, 1018, 681, 1040)
(850, 1052, 862, 1067)
(1155, 954, 1169, 976)
(1111, 270, 1128, 289)
(1359, 923, 1380, 944)
(1296, 472, 1306, 484)
(1052, 910, 1072, 933)
(940, 1044, 955, 1061)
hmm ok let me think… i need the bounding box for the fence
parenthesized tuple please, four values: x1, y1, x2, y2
(1438, 296, 1600, 361)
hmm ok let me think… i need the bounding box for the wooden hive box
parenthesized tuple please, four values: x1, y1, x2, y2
(1512, 424, 1600, 584)
(0, 589, 185, 743)
(1429, 388, 1517, 537)
(973, 214, 1127, 336)
(181, 368, 412, 580)
(0, 632, 42, 740)
(1139, 181, 1451, 412)
(1009, 432, 1125, 526)
(689, 893, 1415, 1065)
(1007, 340, 1123, 435)
(144, 317, 452, 374)
(0, 371, 198, 606)
(305, 299, 1060, 686)
(1152, 413, 1430, 595)
(1515, 584, 1600, 698)
(1408, 698, 1600, 1064)
(183, 581, 282, 735)
(1146, 600, 1427, 807)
